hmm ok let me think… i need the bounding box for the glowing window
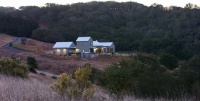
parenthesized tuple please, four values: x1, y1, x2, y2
(82, 42, 84, 46)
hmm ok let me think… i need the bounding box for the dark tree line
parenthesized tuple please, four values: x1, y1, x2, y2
(0, 7, 38, 37)
(1, 2, 200, 60)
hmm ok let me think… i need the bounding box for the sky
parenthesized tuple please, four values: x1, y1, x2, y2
(0, 0, 200, 9)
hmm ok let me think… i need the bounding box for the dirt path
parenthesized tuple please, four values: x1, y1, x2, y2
(36, 70, 59, 78)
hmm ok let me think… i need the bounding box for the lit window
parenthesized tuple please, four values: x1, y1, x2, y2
(82, 42, 84, 46)
(82, 50, 84, 52)
(76, 42, 78, 45)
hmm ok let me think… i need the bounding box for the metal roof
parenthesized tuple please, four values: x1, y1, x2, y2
(93, 40, 103, 46)
(99, 42, 113, 46)
(76, 37, 91, 41)
(93, 40, 113, 47)
(53, 42, 75, 48)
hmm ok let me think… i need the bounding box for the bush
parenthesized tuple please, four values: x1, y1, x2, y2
(0, 57, 29, 78)
(52, 64, 94, 100)
(27, 56, 38, 73)
(89, 67, 105, 86)
(9, 42, 13, 47)
(104, 54, 183, 98)
(180, 55, 200, 99)
(21, 37, 26, 45)
(159, 52, 178, 70)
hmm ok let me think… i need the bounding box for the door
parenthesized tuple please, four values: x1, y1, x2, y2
(63, 49, 67, 55)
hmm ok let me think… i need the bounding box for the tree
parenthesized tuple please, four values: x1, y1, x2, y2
(159, 52, 178, 70)
(27, 56, 38, 73)
(21, 37, 26, 45)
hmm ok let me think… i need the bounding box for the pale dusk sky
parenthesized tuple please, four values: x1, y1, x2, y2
(0, 0, 200, 8)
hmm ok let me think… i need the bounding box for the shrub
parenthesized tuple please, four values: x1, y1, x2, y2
(104, 54, 183, 98)
(159, 52, 178, 70)
(9, 42, 13, 47)
(104, 59, 143, 95)
(27, 56, 38, 73)
(180, 55, 200, 99)
(75, 65, 92, 90)
(89, 67, 105, 86)
(21, 37, 26, 45)
(52, 65, 94, 100)
(0, 57, 29, 78)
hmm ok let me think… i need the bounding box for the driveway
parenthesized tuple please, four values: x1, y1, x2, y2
(2, 37, 26, 52)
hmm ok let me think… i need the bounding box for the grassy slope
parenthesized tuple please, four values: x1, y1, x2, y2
(0, 34, 15, 47)
(0, 73, 113, 101)
(0, 73, 194, 101)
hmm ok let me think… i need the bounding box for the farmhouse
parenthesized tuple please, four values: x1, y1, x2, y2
(53, 36, 115, 56)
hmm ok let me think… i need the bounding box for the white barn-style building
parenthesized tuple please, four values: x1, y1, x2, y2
(53, 42, 76, 55)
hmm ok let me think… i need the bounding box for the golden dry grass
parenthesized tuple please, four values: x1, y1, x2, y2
(0, 73, 194, 101)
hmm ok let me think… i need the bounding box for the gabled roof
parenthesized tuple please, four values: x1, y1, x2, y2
(53, 42, 75, 48)
(99, 42, 113, 46)
(76, 37, 91, 41)
(93, 40, 113, 47)
(93, 40, 102, 46)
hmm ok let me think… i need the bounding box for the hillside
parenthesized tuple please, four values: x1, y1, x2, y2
(0, 2, 200, 60)
(14, 38, 53, 52)
(0, 34, 121, 74)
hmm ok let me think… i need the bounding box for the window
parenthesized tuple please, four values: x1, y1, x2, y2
(82, 50, 84, 52)
(76, 42, 78, 45)
(82, 42, 84, 46)
(90, 42, 93, 46)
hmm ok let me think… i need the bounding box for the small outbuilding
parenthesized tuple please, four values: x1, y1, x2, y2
(53, 42, 76, 55)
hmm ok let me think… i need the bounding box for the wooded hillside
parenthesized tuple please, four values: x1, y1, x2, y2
(0, 2, 200, 60)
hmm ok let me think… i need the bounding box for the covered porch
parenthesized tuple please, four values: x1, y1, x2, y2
(92, 47, 114, 54)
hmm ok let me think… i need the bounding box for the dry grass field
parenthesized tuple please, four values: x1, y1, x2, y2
(0, 73, 113, 101)
(0, 34, 15, 47)
(0, 73, 193, 101)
